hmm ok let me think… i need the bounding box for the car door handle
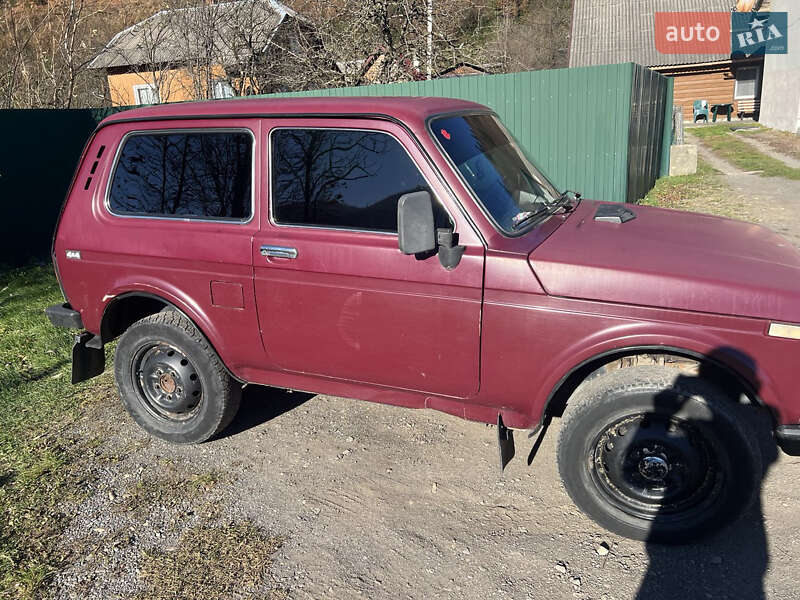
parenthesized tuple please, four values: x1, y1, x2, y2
(260, 245, 298, 259)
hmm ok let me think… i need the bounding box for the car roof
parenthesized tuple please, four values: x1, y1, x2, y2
(100, 96, 490, 127)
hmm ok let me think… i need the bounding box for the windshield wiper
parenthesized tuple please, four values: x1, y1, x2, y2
(511, 207, 548, 230)
(512, 191, 580, 230)
(549, 190, 580, 214)
(559, 190, 581, 205)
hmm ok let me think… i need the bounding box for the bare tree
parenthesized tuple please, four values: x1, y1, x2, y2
(1, 2, 55, 108)
(171, 2, 220, 100)
(487, 0, 572, 72)
(125, 11, 183, 104)
(0, 0, 572, 108)
(293, 0, 513, 86)
(1, 0, 166, 108)
(2, 0, 105, 108)
(171, 0, 335, 98)
(43, 0, 105, 108)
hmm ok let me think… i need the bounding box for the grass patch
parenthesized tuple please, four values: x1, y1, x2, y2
(749, 127, 800, 162)
(688, 124, 800, 179)
(0, 265, 286, 599)
(641, 158, 721, 210)
(136, 521, 285, 600)
(0, 264, 109, 598)
(639, 157, 757, 220)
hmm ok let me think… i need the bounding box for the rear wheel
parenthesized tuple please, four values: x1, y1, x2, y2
(114, 310, 240, 444)
(557, 365, 761, 543)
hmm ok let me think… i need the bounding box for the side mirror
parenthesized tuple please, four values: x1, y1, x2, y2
(397, 191, 436, 255)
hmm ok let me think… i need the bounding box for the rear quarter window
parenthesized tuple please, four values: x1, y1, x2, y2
(108, 130, 253, 221)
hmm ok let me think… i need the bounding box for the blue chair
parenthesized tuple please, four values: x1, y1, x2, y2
(693, 100, 709, 123)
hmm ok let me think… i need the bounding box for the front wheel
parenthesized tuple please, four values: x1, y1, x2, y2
(114, 310, 240, 444)
(557, 365, 761, 544)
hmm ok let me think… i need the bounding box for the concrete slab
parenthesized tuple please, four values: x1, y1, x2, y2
(668, 144, 697, 176)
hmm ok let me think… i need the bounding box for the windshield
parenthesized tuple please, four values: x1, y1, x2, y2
(431, 113, 561, 233)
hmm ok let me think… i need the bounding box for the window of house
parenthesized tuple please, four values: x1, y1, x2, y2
(212, 80, 235, 99)
(108, 130, 253, 221)
(734, 67, 760, 100)
(271, 128, 449, 232)
(133, 84, 159, 105)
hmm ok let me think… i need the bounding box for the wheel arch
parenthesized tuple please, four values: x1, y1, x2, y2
(100, 291, 171, 342)
(542, 345, 775, 424)
(100, 291, 244, 383)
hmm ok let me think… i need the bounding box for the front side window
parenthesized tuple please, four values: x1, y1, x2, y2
(109, 131, 253, 221)
(271, 128, 449, 232)
(431, 113, 561, 234)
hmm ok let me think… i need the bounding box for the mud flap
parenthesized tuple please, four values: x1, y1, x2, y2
(497, 414, 515, 473)
(72, 332, 105, 384)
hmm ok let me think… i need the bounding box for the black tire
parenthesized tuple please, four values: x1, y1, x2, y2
(557, 365, 761, 544)
(114, 310, 241, 444)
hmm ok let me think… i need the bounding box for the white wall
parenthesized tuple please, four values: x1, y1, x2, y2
(759, 0, 800, 133)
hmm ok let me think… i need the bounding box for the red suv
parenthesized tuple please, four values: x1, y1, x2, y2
(47, 97, 800, 543)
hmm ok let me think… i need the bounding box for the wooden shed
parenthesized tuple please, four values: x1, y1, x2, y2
(569, 0, 765, 122)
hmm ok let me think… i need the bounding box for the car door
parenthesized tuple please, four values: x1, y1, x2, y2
(252, 117, 485, 398)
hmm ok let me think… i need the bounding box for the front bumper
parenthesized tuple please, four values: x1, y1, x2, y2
(775, 425, 800, 456)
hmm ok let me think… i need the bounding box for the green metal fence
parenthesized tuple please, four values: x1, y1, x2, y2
(628, 66, 673, 202)
(0, 63, 671, 266)
(0, 108, 123, 267)
(265, 62, 673, 204)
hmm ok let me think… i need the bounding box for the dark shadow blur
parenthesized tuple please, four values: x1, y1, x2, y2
(527, 413, 552, 466)
(636, 349, 777, 600)
(220, 384, 315, 438)
(0, 359, 69, 396)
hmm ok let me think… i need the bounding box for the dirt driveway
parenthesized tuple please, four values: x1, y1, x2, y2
(53, 379, 798, 600)
(685, 129, 800, 247)
(50, 140, 800, 600)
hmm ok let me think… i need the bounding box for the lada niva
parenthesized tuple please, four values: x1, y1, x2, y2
(46, 97, 800, 542)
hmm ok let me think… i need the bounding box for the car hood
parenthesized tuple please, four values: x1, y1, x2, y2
(529, 200, 800, 322)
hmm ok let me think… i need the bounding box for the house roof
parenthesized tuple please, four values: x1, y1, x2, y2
(89, 0, 297, 70)
(569, 0, 735, 68)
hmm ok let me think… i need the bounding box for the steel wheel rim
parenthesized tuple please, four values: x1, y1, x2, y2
(131, 342, 203, 421)
(589, 412, 723, 521)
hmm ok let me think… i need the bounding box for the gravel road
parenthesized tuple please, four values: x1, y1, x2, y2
(51, 377, 800, 600)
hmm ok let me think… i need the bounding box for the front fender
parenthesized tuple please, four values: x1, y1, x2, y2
(480, 295, 790, 426)
(534, 322, 779, 422)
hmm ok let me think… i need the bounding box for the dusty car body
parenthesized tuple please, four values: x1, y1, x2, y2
(46, 97, 800, 542)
